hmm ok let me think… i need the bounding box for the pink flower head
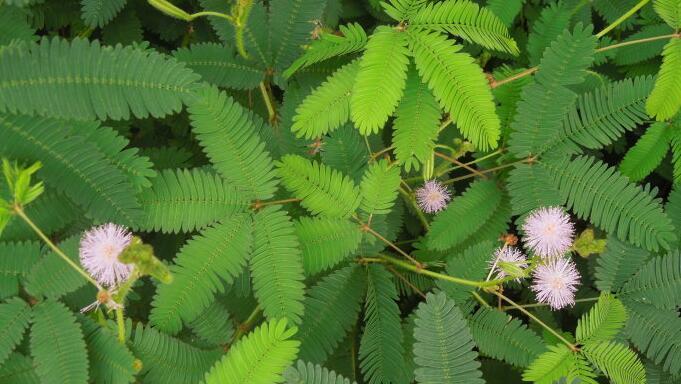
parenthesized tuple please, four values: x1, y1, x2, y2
(522, 206, 575, 258)
(416, 180, 451, 213)
(489, 246, 528, 281)
(531, 257, 580, 310)
(79, 223, 134, 287)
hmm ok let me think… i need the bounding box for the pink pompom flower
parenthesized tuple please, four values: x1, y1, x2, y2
(416, 180, 451, 213)
(522, 206, 575, 258)
(489, 246, 528, 281)
(79, 223, 134, 287)
(531, 257, 580, 310)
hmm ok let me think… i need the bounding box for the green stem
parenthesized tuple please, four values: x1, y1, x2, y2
(502, 296, 601, 310)
(378, 254, 505, 288)
(13, 206, 101, 290)
(230, 306, 262, 344)
(471, 291, 491, 308)
(188, 11, 235, 22)
(258, 82, 277, 124)
(595, 0, 651, 38)
(492, 290, 578, 352)
(116, 307, 126, 344)
(596, 33, 681, 52)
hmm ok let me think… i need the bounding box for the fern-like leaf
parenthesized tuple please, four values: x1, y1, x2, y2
(624, 300, 681, 375)
(350, 26, 410, 135)
(251, 206, 306, 325)
(523, 344, 575, 384)
(620, 122, 670, 181)
(359, 159, 401, 215)
(174, 43, 265, 89)
(277, 155, 361, 218)
(297, 265, 366, 363)
(150, 214, 253, 334)
(595, 235, 651, 293)
(582, 341, 646, 384)
(359, 264, 408, 384)
(31, 300, 89, 384)
(0, 352, 39, 383)
(614, 24, 674, 65)
(436, 241, 496, 304)
(551, 76, 655, 155)
(468, 307, 546, 368)
(0, 5, 36, 46)
(284, 23, 368, 78)
(136, 168, 248, 234)
(284, 360, 356, 384)
(526, 2, 572, 65)
(0, 114, 142, 225)
(392, 64, 440, 172)
(81, 0, 126, 27)
(130, 323, 220, 384)
(426, 180, 502, 250)
(295, 217, 363, 275)
(189, 303, 235, 346)
(382, 0, 427, 21)
(321, 123, 369, 183)
(79, 316, 135, 384)
(204, 318, 300, 384)
(291, 61, 360, 139)
(409, 0, 518, 54)
(540, 155, 677, 251)
(0, 241, 40, 298)
(25, 236, 88, 299)
(188, 86, 279, 200)
(0, 37, 199, 120)
(0, 298, 31, 367)
(654, 0, 681, 28)
(408, 28, 500, 150)
(270, 0, 327, 72)
(576, 294, 627, 344)
(619, 250, 681, 309)
(509, 24, 597, 158)
(647, 38, 681, 120)
(413, 291, 484, 384)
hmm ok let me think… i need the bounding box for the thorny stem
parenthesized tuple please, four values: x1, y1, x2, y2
(492, 290, 579, 352)
(434, 151, 487, 179)
(251, 198, 301, 210)
(595, 0, 651, 38)
(258, 82, 277, 124)
(13, 205, 102, 290)
(502, 296, 601, 310)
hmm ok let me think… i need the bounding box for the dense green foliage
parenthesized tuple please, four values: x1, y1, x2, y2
(0, 0, 680, 383)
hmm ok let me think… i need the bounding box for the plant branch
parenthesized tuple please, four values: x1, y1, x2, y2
(13, 205, 101, 290)
(398, 187, 430, 230)
(251, 198, 301, 210)
(596, 33, 681, 53)
(595, 0, 650, 38)
(501, 296, 601, 310)
(258, 81, 277, 124)
(116, 307, 126, 344)
(386, 265, 427, 299)
(229, 306, 262, 346)
(434, 151, 487, 179)
(377, 254, 508, 288)
(361, 224, 423, 268)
